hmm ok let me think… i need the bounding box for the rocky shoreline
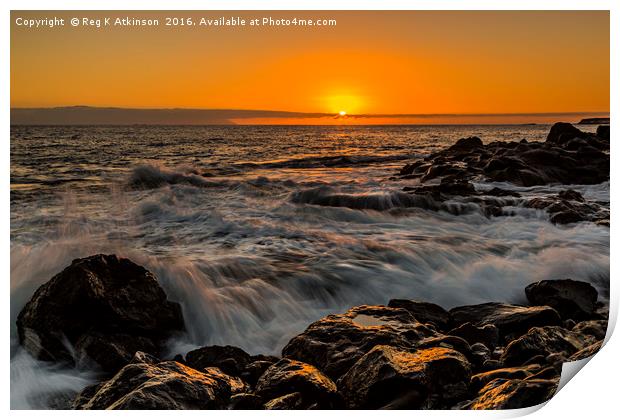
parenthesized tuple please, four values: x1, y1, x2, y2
(17, 254, 608, 410)
(14, 122, 610, 410)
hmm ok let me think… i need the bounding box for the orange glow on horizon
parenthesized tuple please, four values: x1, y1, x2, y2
(10, 11, 609, 121)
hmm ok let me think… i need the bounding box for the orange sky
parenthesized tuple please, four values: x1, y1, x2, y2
(11, 11, 609, 123)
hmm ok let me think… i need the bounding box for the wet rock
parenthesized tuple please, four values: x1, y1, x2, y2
(569, 340, 603, 361)
(572, 320, 607, 341)
(338, 345, 471, 409)
(388, 299, 451, 330)
(74, 361, 246, 409)
(470, 365, 538, 392)
(448, 322, 499, 350)
(255, 358, 340, 409)
(525, 279, 598, 320)
(398, 123, 609, 187)
(449, 303, 561, 341)
(281, 305, 437, 380)
(74, 333, 158, 373)
(526, 192, 608, 225)
(525, 366, 558, 380)
(467, 378, 558, 409)
(185, 345, 252, 376)
(16, 254, 184, 372)
(500, 326, 592, 367)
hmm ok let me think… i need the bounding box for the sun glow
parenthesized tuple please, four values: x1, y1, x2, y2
(339, 111, 347, 116)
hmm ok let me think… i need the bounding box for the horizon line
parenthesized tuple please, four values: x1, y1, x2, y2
(9, 105, 610, 118)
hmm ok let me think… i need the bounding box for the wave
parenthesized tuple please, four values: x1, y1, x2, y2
(236, 153, 421, 170)
(127, 164, 220, 189)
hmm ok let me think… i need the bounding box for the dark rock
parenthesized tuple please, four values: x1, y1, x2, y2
(526, 193, 608, 225)
(484, 187, 521, 197)
(525, 279, 598, 320)
(74, 361, 246, 409)
(448, 322, 499, 350)
(449, 303, 561, 341)
(470, 366, 538, 392)
(185, 345, 252, 376)
(338, 345, 471, 409)
(467, 378, 558, 409)
(129, 351, 160, 365)
(546, 122, 589, 145)
(448, 136, 483, 152)
(264, 392, 305, 410)
(75, 333, 158, 372)
(282, 305, 437, 380)
(242, 359, 278, 386)
(229, 393, 263, 409)
(569, 340, 603, 361)
(500, 326, 592, 367)
(398, 123, 609, 187)
(596, 125, 610, 141)
(525, 366, 558, 380)
(255, 358, 340, 409)
(388, 299, 451, 330)
(572, 320, 607, 341)
(16, 255, 183, 372)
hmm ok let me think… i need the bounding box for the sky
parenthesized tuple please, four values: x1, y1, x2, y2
(11, 11, 610, 124)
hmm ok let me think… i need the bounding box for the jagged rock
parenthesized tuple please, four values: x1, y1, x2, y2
(500, 326, 592, 367)
(470, 366, 539, 392)
(388, 299, 451, 330)
(525, 279, 599, 320)
(467, 378, 558, 409)
(74, 361, 246, 409)
(16, 254, 184, 372)
(569, 340, 603, 361)
(338, 345, 471, 409)
(449, 303, 561, 341)
(281, 305, 437, 380)
(398, 123, 609, 187)
(572, 320, 607, 341)
(255, 358, 340, 409)
(448, 322, 499, 350)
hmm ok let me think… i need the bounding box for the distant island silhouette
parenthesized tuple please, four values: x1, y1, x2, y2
(10, 106, 610, 125)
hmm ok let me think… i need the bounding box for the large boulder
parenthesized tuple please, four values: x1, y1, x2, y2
(74, 360, 246, 409)
(338, 345, 471, 409)
(500, 326, 592, 366)
(281, 305, 437, 380)
(546, 122, 589, 145)
(525, 279, 599, 320)
(449, 303, 561, 341)
(388, 299, 451, 330)
(448, 322, 499, 350)
(16, 254, 184, 372)
(255, 358, 340, 409)
(467, 378, 558, 409)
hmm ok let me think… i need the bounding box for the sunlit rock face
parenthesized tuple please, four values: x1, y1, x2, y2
(338, 345, 471, 409)
(281, 305, 438, 380)
(466, 378, 558, 410)
(255, 358, 341, 409)
(16, 254, 184, 373)
(74, 360, 246, 409)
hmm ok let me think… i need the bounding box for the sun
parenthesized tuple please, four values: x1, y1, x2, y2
(339, 111, 347, 116)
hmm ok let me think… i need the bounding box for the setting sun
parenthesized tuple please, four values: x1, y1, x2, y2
(339, 111, 347, 116)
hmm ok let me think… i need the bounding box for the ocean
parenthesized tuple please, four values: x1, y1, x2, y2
(10, 124, 609, 408)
